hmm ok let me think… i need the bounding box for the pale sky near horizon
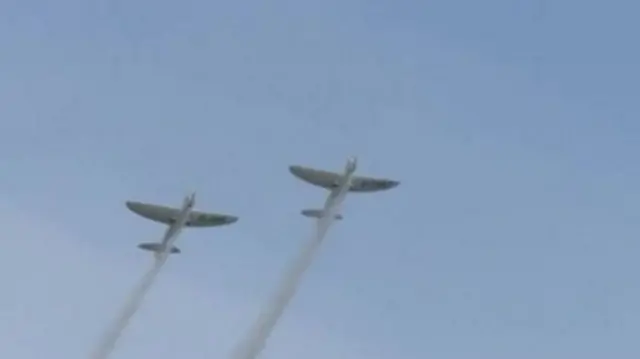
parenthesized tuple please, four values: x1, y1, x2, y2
(1, 0, 640, 358)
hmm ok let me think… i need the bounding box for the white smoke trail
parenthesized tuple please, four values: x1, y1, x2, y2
(88, 233, 180, 359)
(229, 187, 349, 359)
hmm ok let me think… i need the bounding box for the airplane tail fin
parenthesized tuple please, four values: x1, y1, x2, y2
(301, 209, 343, 220)
(137, 242, 181, 255)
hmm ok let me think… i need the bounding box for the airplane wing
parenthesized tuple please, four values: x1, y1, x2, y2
(349, 176, 400, 192)
(126, 201, 238, 227)
(289, 165, 400, 192)
(186, 210, 238, 227)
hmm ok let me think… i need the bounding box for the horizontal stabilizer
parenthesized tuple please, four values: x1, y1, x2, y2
(301, 209, 343, 220)
(138, 242, 181, 254)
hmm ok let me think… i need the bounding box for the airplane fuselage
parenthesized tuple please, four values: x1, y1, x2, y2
(322, 158, 357, 211)
(152, 193, 195, 255)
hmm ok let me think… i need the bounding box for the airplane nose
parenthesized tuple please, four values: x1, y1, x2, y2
(226, 216, 239, 224)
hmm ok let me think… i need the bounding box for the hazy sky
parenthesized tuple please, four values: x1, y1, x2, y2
(1, 0, 639, 358)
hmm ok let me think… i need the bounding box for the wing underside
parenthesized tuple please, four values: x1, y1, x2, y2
(289, 166, 399, 192)
(350, 176, 400, 192)
(187, 210, 237, 227)
(126, 202, 237, 227)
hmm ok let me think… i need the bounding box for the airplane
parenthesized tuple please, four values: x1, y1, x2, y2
(126, 193, 238, 258)
(290, 156, 399, 220)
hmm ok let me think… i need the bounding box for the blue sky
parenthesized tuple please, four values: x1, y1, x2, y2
(1, 0, 639, 358)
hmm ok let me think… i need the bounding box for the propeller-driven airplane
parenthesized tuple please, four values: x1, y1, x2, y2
(289, 156, 400, 220)
(126, 192, 238, 258)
